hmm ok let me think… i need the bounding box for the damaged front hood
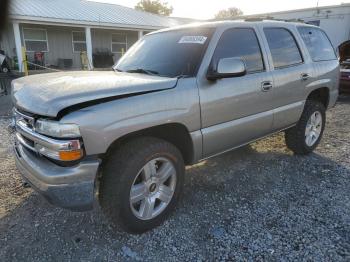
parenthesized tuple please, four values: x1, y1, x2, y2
(12, 71, 178, 117)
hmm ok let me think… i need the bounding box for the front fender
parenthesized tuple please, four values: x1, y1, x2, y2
(60, 78, 201, 155)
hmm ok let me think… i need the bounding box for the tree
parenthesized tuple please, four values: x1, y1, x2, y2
(214, 7, 243, 20)
(135, 0, 173, 16)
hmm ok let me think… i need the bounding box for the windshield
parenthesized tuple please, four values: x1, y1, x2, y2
(114, 28, 214, 78)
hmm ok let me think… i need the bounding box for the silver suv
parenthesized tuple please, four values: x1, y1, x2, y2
(11, 21, 339, 233)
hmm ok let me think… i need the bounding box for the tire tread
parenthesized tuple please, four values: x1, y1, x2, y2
(285, 100, 326, 155)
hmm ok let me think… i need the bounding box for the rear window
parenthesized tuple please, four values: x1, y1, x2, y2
(297, 27, 337, 62)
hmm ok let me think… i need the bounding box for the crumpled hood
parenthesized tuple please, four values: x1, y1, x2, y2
(12, 71, 178, 117)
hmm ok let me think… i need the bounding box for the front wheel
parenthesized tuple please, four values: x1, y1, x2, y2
(99, 137, 185, 234)
(285, 100, 326, 155)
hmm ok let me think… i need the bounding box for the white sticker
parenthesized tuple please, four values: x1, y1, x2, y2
(178, 36, 207, 44)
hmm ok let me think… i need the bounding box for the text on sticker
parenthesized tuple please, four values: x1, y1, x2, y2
(178, 36, 207, 44)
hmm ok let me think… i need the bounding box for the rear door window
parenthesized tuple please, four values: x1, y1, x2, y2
(297, 27, 337, 62)
(264, 28, 303, 68)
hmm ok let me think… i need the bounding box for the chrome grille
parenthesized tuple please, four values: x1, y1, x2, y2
(14, 108, 38, 153)
(13, 108, 77, 153)
(14, 109, 35, 130)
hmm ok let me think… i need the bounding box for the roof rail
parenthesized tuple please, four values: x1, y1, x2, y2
(244, 17, 306, 23)
(284, 18, 306, 23)
(244, 17, 272, 22)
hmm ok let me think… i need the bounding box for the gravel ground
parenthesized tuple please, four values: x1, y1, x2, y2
(0, 97, 350, 261)
(0, 94, 12, 116)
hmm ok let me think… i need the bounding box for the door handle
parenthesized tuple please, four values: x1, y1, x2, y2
(261, 81, 273, 92)
(301, 73, 310, 81)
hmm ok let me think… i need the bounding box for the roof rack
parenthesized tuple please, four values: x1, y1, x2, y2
(284, 18, 306, 23)
(244, 17, 306, 23)
(244, 16, 274, 22)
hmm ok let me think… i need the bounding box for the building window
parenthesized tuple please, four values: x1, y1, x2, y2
(111, 33, 127, 54)
(72, 31, 87, 52)
(23, 28, 48, 52)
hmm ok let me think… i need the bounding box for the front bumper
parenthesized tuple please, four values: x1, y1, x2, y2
(14, 143, 100, 211)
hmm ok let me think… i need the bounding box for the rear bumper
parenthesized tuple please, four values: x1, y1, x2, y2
(14, 143, 100, 211)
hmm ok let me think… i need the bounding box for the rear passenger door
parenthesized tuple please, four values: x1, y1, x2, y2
(261, 27, 313, 130)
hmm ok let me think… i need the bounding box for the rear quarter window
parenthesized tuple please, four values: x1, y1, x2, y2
(297, 27, 337, 62)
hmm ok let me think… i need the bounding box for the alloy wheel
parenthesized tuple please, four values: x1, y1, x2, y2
(305, 111, 323, 147)
(129, 157, 177, 220)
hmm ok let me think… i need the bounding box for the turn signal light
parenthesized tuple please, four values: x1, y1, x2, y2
(59, 150, 83, 161)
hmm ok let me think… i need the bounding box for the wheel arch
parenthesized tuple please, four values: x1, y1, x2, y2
(104, 123, 195, 165)
(306, 87, 330, 109)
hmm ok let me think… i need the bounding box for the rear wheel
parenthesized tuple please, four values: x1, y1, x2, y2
(2, 60, 10, 73)
(99, 137, 185, 234)
(285, 100, 326, 155)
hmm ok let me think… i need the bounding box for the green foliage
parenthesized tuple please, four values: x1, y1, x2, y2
(135, 0, 173, 16)
(214, 7, 243, 20)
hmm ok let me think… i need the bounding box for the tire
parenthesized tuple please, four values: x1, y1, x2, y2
(285, 100, 326, 155)
(99, 137, 185, 234)
(2, 60, 10, 73)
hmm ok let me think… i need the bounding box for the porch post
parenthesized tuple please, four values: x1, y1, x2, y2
(85, 26, 93, 70)
(13, 22, 23, 72)
(138, 30, 143, 40)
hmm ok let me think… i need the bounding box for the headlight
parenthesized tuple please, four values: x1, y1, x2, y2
(35, 119, 81, 138)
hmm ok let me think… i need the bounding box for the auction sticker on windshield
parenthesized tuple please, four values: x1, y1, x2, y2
(178, 36, 207, 44)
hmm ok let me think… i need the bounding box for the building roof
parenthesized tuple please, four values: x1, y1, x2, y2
(9, 0, 182, 30)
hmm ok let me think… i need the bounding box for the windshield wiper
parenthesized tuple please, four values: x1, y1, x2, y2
(175, 74, 191, 79)
(113, 67, 123, 72)
(126, 68, 159, 76)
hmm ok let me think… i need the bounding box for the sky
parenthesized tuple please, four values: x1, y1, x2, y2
(92, 0, 350, 19)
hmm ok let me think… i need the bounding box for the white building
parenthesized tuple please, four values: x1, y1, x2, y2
(244, 3, 350, 57)
(0, 0, 184, 72)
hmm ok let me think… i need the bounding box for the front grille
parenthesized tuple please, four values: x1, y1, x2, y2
(22, 135, 35, 148)
(14, 108, 38, 153)
(15, 108, 35, 130)
(13, 107, 84, 165)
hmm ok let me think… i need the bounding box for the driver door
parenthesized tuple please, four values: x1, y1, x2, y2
(198, 27, 275, 158)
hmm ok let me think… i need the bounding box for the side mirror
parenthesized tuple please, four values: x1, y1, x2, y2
(207, 57, 247, 80)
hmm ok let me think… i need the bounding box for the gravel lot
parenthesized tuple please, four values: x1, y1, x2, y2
(0, 97, 349, 261)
